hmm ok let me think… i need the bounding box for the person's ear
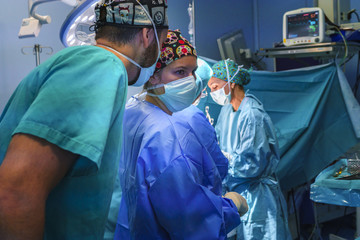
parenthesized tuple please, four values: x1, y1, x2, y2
(140, 28, 155, 49)
(230, 82, 236, 89)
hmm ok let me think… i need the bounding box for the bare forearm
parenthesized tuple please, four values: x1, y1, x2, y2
(0, 187, 45, 240)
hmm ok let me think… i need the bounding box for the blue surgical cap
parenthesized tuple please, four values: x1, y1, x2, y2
(195, 58, 213, 98)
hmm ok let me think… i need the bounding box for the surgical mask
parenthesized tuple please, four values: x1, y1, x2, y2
(148, 75, 197, 113)
(210, 83, 230, 106)
(122, 49, 160, 87)
(209, 59, 241, 106)
(98, 0, 161, 87)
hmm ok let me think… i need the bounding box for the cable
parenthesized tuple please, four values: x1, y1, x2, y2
(323, 11, 350, 67)
(347, 9, 360, 22)
(354, 52, 360, 97)
(355, 12, 360, 22)
(308, 224, 316, 240)
(291, 189, 301, 239)
(307, 202, 324, 240)
(333, 26, 348, 66)
(253, 55, 265, 64)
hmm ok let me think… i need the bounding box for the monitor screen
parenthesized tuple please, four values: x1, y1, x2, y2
(287, 11, 319, 39)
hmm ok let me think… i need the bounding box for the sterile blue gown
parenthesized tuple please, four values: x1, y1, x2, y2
(173, 105, 229, 181)
(114, 98, 241, 240)
(0, 45, 128, 239)
(215, 92, 292, 240)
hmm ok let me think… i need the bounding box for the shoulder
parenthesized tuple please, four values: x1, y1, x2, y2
(51, 46, 125, 73)
(173, 106, 209, 127)
(242, 95, 265, 116)
(241, 96, 275, 130)
(125, 100, 176, 138)
(60, 46, 127, 85)
(128, 102, 185, 168)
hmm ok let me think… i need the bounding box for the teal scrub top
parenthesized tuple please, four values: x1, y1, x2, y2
(0, 45, 128, 239)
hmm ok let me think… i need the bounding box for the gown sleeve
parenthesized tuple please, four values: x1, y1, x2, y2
(148, 156, 240, 240)
(192, 109, 229, 181)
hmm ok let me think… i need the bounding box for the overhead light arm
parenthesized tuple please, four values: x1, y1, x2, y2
(19, 0, 78, 38)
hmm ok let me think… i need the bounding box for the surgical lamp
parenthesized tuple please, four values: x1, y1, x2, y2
(19, 0, 78, 38)
(60, 0, 98, 47)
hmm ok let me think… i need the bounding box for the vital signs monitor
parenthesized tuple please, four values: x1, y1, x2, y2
(283, 7, 326, 46)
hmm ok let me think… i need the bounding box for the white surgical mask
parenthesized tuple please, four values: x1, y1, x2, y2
(210, 59, 241, 106)
(148, 75, 197, 113)
(98, 0, 161, 87)
(120, 50, 160, 87)
(210, 83, 231, 106)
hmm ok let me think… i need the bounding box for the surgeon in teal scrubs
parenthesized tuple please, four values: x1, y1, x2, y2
(0, 1, 168, 239)
(115, 30, 247, 240)
(208, 59, 292, 240)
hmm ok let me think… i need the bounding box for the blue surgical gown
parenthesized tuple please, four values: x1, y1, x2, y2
(0, 45, 127, 239)
(173, 105, 229, 181)
(215, 92, 292, 240)
(114, 99, 240, 240)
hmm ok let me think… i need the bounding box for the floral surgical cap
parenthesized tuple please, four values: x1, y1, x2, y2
(155, 29, 197, 72)
(211, 59, 251, 86)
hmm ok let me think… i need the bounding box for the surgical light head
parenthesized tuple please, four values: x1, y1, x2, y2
(60, 0, 99, 47)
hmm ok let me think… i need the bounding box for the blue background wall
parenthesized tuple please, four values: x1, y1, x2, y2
(1, 0, 360, 112)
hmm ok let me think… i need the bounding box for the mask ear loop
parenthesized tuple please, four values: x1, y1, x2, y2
(224, 59, 232, 97)
(225, 59, 231, 85)
(146, 83, 165, 96)
(229, 66, 241, 82)
(225, 59, 243, 97)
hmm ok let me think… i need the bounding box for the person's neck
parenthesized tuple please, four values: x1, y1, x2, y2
(96, 39, 140, 84)
(230, 88, 245, 111)
(145, 94, 173, 115)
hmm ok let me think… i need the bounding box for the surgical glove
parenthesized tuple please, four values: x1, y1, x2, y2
(224, 192, 248, 216)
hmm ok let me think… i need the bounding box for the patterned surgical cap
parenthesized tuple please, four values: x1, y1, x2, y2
(211, 59, 251, 86)
(95, 0, 168, 29)
(155, 29, 197, 72)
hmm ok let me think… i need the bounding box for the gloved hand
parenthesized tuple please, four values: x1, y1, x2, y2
(224, 192, 248, 217)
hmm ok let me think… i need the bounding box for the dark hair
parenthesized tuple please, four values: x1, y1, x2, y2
(95, 25, 142, 45)
(95, 25, 166, 46)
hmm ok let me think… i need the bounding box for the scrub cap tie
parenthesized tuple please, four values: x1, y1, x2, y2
(95, 0, 168, 29)
(155, 29, 197, 72)
(212, 59, 251, 86)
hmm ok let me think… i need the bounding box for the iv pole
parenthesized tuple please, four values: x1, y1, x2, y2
(188, 0, 196, 47)
(21, 44, 53, 66)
